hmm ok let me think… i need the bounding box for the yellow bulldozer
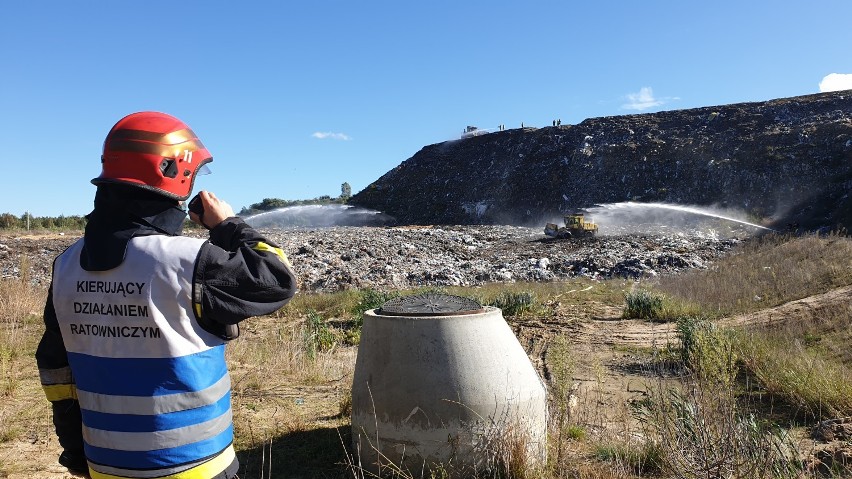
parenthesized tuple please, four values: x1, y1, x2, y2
(544, 213, 598, 239)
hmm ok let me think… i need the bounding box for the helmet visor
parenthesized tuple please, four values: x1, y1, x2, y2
(198, 164, 212, 175)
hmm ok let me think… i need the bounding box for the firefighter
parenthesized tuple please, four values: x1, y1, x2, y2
(36, 111, 297, 478)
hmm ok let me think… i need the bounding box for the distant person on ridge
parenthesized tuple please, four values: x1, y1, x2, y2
(35, 111, 297, 478)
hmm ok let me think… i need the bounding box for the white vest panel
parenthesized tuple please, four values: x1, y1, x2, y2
(53, 235, 223, 358)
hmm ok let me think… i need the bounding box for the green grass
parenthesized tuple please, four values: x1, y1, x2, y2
(676, 316, 738, 386)
(350, 288, 400, 325)
(564, 425, 586, 441)
(488, 291, 538, 317)
(635, 384, 802, 479)
(592, 441, 663, 476)
(622, 290, 663, 320)
(444, 279, 627, 308)
(303, 310, 339, 359)
(621, 289, 705, 323)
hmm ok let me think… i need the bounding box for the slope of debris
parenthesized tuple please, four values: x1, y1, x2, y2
(0, 227, 742, 293)
(351, 90, 852, 230)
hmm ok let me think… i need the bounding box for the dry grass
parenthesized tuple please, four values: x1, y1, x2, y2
(0, 261, 55, 475)
(548, 335, 576, 467)
(0, 258, 46, 392)
(477, 422, 548, 479)
(278, 289, 362, 319)
(443, 279, 628, 311)
(226, 314, 357, 478)
(655, 232, 852, 316)
(0, 258, 48, 396)
(735, 302, 852, 419)
(2, 232, 851, 478)
(227, 315, 357, 446)
(741, 336, 852, 419)
(345, 418, 550, 479)
(654, 233, 852, 420)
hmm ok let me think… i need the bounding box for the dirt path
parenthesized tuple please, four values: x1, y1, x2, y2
(511, 285, 852, 434)
(550, 284, 852, 350)
(722, 284, 852, 330)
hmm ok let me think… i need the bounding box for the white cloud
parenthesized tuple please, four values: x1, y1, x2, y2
(312, 131, 352, 141)
(621, 87, 664, 111)
(819, 73, 852, 92)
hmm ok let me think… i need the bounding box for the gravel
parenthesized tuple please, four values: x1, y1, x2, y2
(1, 226, 744, 293)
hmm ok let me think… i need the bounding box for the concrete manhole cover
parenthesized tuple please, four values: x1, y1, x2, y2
(378, 293, 485, 316)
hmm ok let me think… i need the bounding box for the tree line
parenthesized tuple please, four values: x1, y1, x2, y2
(0, 212, 88, 230)
(237, 182, 353, 216)
(1, 183, 355, 230)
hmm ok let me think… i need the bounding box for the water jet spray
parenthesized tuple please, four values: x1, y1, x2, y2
(242, 204, 395, 228)
(585, 202, 776, 234)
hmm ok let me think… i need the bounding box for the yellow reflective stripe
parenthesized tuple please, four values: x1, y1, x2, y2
(43, 384, 77, 402)
(89, 445, 235, 479)
(194, 303, 202, 318)
(253, 241, 293, 269)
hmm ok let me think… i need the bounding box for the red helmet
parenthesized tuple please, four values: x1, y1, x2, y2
(92, 111, 213, 201)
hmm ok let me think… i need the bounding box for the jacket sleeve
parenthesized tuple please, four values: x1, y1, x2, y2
(35, 285, 87, 471)
(193, 217, 298, 326)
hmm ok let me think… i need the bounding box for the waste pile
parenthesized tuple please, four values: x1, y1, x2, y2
(0, 226, 745, 293)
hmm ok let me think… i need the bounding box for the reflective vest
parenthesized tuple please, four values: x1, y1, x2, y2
(52, 235, 235, 479)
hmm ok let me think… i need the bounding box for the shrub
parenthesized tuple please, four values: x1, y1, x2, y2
(564, 425, 585, 440)
(351, 288, 399, 326)
(302, 310, 337, 360)
(489, 291, 536, 317)
(635, 385, 801, 479)
(676, 317, 738, 386)
(630, 316, 803, 477)
(623, 289, 664, 320)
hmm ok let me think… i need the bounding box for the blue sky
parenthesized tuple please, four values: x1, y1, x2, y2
(2, 1, 851, 217)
